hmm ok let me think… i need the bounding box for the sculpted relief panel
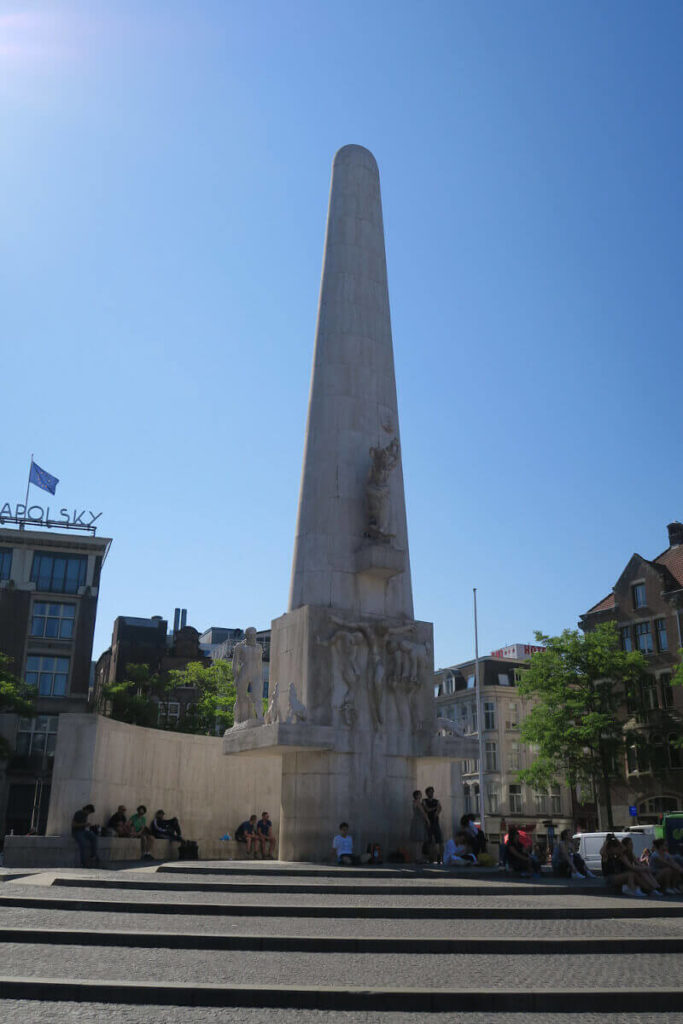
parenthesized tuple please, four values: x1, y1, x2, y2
(317, 613, 432, 734)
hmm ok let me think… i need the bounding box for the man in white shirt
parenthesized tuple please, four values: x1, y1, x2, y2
(332, 822, 353, 865)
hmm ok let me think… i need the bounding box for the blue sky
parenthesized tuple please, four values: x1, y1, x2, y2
(2, 1, 682, 667)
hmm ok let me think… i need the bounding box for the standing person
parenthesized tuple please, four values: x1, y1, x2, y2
(422, 787, 443, 864)
(235, 815, 260, 857)
(257, 811, 276, 859)
(332, 822, 353, 865)
(72, 804, 99, 868)
(409, 790, 430, 863)
(129, 805, 154, 859)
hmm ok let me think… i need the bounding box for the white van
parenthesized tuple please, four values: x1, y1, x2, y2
(573, 831, 651, 874)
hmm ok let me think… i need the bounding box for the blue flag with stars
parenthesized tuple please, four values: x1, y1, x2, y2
(29, 461, 59, 495)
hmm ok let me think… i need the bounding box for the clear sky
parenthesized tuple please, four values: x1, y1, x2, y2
(2, 1, 682, 668)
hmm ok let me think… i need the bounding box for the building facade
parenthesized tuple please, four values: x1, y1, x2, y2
(0, 526, 111, 836)
(434, 651, 574, 850)
(579, 521, 683, 825)
(93, 612, 211, 727)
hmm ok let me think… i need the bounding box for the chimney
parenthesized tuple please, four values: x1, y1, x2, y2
(667, 521, 683, 547)
(180, 608, 187, 629)
(173, 608, 180, 632)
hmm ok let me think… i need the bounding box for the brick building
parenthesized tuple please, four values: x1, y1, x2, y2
(0, 526, 111, 835)
(579, 521, 683, 825)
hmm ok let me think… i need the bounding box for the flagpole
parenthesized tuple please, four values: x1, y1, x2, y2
(473, 587, 486, 836)
(21, 454, 34, 530)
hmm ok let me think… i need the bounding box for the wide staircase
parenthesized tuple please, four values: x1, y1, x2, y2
(0, 860, 682, 1019)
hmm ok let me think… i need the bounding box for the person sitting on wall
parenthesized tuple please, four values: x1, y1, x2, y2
(256, 811, 276, 859)
(443, 830, 478, 866)
(129, 804, 154, 859)
(106, 805, 134, 837)
(235, 815, 260, 857)
(332, 822, 353, 866)
(72, 803, 99, 868)
(150, 810, 183, 843)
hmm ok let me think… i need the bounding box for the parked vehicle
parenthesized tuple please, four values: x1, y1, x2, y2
(655, 813, 683, 857)
(572, 831, 650, 874)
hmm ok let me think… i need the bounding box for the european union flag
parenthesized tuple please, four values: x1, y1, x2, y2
(29, 461, 59, 495)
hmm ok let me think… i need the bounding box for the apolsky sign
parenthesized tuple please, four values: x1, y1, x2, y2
(0, 502, 102, 532)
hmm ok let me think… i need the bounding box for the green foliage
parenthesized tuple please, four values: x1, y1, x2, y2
(517, 622, 650, 828)
(102, 663, 175, 728)
(0, 652, 36, 758)
(167, 660, 236, 735)
(0, 653, 36, 717)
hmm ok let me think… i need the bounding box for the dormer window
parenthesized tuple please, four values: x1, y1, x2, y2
(632, 583, 646, 609)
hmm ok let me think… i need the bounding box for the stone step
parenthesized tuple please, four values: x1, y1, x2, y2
(50, 876, 606, 897)
(2, 893, 682, 919)
(2, 926, 682, 955)
(0, 977, 680, 1013)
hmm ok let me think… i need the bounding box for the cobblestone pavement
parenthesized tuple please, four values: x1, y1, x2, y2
(1, 864, 682, 1019)
(2, 905, 683, 936)
(2, 1008, 683, 1024)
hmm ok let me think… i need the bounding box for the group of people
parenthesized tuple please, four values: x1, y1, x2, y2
(71, 803, 183, 868)
(602, 834, 683, 897)
(234, 812, 276, 858)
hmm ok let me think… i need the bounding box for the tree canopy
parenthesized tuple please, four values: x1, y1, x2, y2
(0, 652, 36, 758)
(516, 622, 650, 829)
(102, 659, 237, 735)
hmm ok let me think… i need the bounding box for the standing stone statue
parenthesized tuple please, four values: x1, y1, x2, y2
(365, 437, 400, 542)
(232, 627, 264, 724)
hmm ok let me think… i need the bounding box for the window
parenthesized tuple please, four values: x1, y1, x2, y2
(484, 701, 496, 730)
(513, 669, 525, 686)
(642, 675, 658, 710)
(627, 744, 638, 774)
(470, 702, 478, 734)
(660, 673, 674, 709)
(0, 548, 12, 580)
(638, 796, 680, 816)
(466, 674, 475, 689)
(633, 583, 646, 609)
(635, 621, 653, 654)
(509, 784, 522, 814)
(15, 716, 58, 758)
(550, 784, 561, 815)
(30, 602, 75, 640)
(620, 626, 632, 653)
(444, 673, 455, 695)
(158, 701, 180, 726)
(498, 672, 511, 686)
(433, 683, 442, 698)
(506, 703, 519, 729)
(656, 618, 669, 652)
(30, 553, 87, 594)
(508, 742, 522, 771)
(458, 704, 468, 733)
(485, 740, 497, 771)
(669, 735, 682, 770)
(462, 758, 479, 775)
(534, 791, 547, 815)
(25, 656, 69, 696)
(463, 783, 471, 814)
(486, 782, 499, 815)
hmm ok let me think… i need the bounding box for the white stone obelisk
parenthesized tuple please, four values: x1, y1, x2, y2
(223, 146, 478, 862)
(289, 144, 413, 621)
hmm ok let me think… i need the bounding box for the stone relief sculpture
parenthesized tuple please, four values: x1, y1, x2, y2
(232, 627, 264, 724)
(365, 437, 400, 542)
(285, 683, 307, 723)
(318, 624, 365, 727)
(264, 682, 280, 725)
(329, 616, 414, 731)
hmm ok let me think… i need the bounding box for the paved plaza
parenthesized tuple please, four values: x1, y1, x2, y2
(1, 860, 682, 1021)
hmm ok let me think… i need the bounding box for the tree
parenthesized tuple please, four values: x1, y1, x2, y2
(516, 622, 650, 830)
(102, 663, 176, 729)
(167, 660, 237, 735)
(0, 652, 36, 758)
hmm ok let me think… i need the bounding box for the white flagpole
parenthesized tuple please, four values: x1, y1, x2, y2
(21, 454, 34, 529)
(473, 588, 486, 835)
